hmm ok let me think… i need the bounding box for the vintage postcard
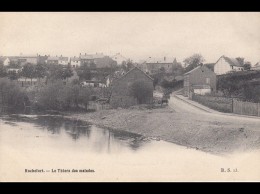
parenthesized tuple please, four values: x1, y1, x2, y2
(0, 12, 259, 182)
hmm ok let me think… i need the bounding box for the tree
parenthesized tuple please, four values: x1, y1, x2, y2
(34, 63, 46, 81)
(7, 70, 18, 80)
(122, 60, 134, 72)
(183, 54, 205, 72)
(0, 64, 7, 77)
(172, 63, 184, 75)
(76, 63, 92, 81)
(243, 61, 251, 70)
(48, 65, 63, 81)
(21, 63, 35, 84)
(62, 65, 73, 81)
(130, 80, 153, 104)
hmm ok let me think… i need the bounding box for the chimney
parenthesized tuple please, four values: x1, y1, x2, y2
(80, 53, 81, 56)
(61, 55, 62, 57)
(164, 56, 166, 61)
(85, 53, 86, 56)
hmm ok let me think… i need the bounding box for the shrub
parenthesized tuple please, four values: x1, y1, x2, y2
(0, 78, 28, 112)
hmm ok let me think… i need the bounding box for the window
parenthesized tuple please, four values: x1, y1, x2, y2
(206, 78, 210, 84)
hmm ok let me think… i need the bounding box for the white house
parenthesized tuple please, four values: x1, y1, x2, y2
(70, 57, 81, 68)
(111, 53, 128, 66)
(58, 56, 69, 66)
(214, 55, 244, 75)
(3, 57, 10, 66)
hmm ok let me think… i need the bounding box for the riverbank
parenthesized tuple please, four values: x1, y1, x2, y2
(67, 105, 260, 155)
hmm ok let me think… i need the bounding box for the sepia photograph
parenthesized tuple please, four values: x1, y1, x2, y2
(0, 12, 260, 182)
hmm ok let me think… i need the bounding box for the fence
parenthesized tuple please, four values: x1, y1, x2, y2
(233, 98, 260, 117)
(191, 93, 260, 117)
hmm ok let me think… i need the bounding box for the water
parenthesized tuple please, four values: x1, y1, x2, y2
(0, 114, 259, 181)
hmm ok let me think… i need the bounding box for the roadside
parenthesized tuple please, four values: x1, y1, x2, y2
(173, 93, 260, 120)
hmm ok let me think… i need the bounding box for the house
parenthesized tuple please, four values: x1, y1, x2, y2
(111, 53, 128, 65)
(47, 56, 59, 65)
(140, 57, 179, 74)
(7, 68, 21, 74)
(251, 62, 260, 71)
(214, 55, 244, 75)
(70, 57, 81, 68)
(110, 67, 154, 108)
(79, 53, 116, 69)
(0, 57, 20, 67)
(183, 65, 217, 97)
(18, 54, 38, 65)
(58, 56, 69, 66)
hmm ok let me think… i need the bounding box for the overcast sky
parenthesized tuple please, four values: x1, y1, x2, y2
(0, 12, 259, 64)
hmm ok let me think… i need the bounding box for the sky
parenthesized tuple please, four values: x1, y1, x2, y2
(0, 12, 260, 64)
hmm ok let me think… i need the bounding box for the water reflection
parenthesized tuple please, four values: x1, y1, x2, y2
(0, 115, 148, 152)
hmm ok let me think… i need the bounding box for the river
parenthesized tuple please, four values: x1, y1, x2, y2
(0, 114, 259, 181)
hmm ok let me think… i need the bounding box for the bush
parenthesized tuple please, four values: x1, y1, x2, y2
(35, 81, 91, 111)
(0, 78, 28, 112)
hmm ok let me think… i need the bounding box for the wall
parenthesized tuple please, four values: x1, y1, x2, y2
(188, 66, 217, 92)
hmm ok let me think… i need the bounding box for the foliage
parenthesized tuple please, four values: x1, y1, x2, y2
(61, 65, 73, 80)
(34, 63, 47, 80)
(21, 63, 35, 80)
(243, 62, 251, 70)
(160, 78, 184, 90)
(35, 81, 92, 111)
(7, 71, 19, 80)
(0, 64, 7, 77)
(0, 78, 28, 111)
(217, 71, 260, 102)
(122, 60, 134, 72)
(130, 80, 153, 104)
(183, 54, 205, 73)
(76, 63, 92, 81)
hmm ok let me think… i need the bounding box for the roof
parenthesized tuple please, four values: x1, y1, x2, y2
(254, 62, 260, 67)
(59, 57, 69, 61)
(47, 56, 59, 61)
(117, 66, 153, 81)
(71, 57, 81, 61)
(220, 56, 244, 67)
(80, 53, 105, 59)
(19, 55, 38, 58)
(145, 57, 177, 64)
(184, 65, 213, 75)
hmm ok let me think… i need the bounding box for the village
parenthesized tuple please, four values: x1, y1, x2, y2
(0, 51, 260, 154)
